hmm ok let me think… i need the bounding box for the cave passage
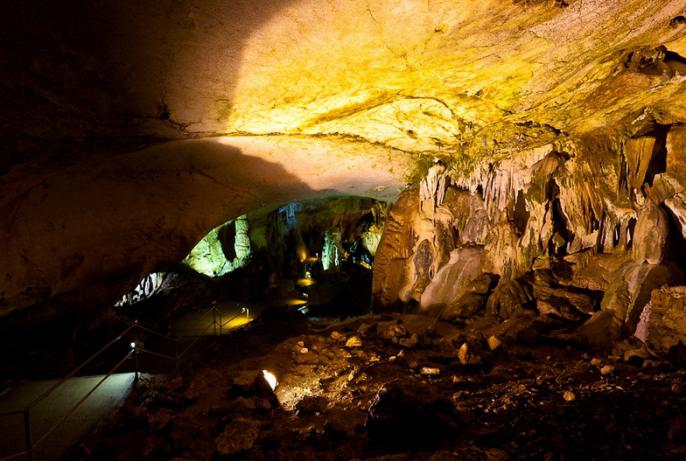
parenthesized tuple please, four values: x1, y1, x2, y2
(3, 1, 686, 460)
(116, 195, 389, 322)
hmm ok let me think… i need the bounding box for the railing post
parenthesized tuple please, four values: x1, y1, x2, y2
(23, 410, 32, 461)
(134, 347, 139, 382)
(219, 310, 223, 336)
(133, 320, 139, 381)
(213, 308, 217, 336)
(175, 340, 181, 375)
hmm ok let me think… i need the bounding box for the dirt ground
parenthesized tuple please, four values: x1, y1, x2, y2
(65, 311, 686, 461)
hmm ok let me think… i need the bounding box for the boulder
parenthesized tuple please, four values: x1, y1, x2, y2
(573, 310, 616, 349)
(295, 395, 329, 415)
(376, 320, 407, 342)
(367, 379, 457, 449)
(486, 279, 533, 320)
(215, 418, 261, 456)
(448, 273, 499, 319)
(569, 253, 633, 292)
(530, 271, 598, 321)
(635, 286, 686, 358)
(450, 292, 489, 319)
(602, 261, 683, 338)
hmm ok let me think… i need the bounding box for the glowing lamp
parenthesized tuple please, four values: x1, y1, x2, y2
(296, 278, 316, 287)
(262, 370, 278, 390)
(297, 247, 308, 263)
(285, 299, 308, 306)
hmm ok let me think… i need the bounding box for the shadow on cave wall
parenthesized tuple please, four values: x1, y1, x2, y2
(0, 0, 364, 317)
(0, 0, 315, 313)
(0, 0, 302, 167)
(0, 139, 324, 378)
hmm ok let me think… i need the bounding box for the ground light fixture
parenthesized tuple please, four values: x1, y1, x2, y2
(262, 370, 278, 390)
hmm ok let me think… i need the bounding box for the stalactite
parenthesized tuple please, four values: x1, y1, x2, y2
(419, 160, 449, 218)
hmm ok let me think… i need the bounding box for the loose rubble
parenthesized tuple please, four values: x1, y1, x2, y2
(65, 311, 686, 461)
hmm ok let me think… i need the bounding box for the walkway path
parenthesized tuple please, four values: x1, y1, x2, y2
(169, 301, 260, 337)
(0, 299, 272, 461)
(0, 373, 135, 461)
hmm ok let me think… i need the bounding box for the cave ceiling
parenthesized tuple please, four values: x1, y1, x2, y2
(2, 0, 685, 159)
(1, 0, 686, 316)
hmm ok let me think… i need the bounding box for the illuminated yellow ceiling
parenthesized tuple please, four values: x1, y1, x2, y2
(214, 0, 686, 155)
(3, 0, 686, 157)
(1, 0, 686, 316)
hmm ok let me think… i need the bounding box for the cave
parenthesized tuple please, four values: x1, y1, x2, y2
(2, 1, 686, 460)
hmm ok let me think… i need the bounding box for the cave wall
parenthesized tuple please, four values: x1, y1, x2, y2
(2, 0, 686, 326)
(0, 136, 411, 317)
(373, 125, 686, 347)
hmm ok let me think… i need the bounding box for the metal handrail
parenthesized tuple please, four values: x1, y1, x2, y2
(135, 347, 176, 362)
(220, 311, 247, 329)
(26, 325, 135, 412)
(0, 304, 251, 461)
(0, 323, 152, 461)
(33, 351, 134, 449)
(131, 322, 176, 343)
(177, 310, 223, 359)
(0, 350, 134, 461)
(174, 306, 251, 369)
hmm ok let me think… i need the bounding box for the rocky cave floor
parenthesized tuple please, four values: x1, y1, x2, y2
(65, 311, 686, 461)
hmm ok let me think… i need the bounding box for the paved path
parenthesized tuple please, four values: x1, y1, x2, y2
(0, 373, 135, 461)
(0, 299, 273, 461)
(169, 301, 260, 337)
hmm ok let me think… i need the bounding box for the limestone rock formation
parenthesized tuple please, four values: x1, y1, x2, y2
(373, 122, 686, 347)
(419, 248, 491, 319)
(371, 192, 419, 311)
(632, 202, 669, 264)
(603, 262, 683, 338)
(0, 137, 411, 316)
(486, 279, 534, 320)
(1, 1, 686, 328)
(635, 286, 686, 358)
(215, 418, 261, 456)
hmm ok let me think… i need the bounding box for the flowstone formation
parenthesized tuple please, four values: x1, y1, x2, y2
(374, 125, 686, 356)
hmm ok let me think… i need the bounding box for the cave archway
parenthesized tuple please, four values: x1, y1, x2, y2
(0, 136, 412, 316)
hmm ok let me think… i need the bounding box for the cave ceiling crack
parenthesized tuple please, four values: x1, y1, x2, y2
(218, 131, 442, 160)
(298, 92, 474, 136)
(365, 0, 414, 70)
